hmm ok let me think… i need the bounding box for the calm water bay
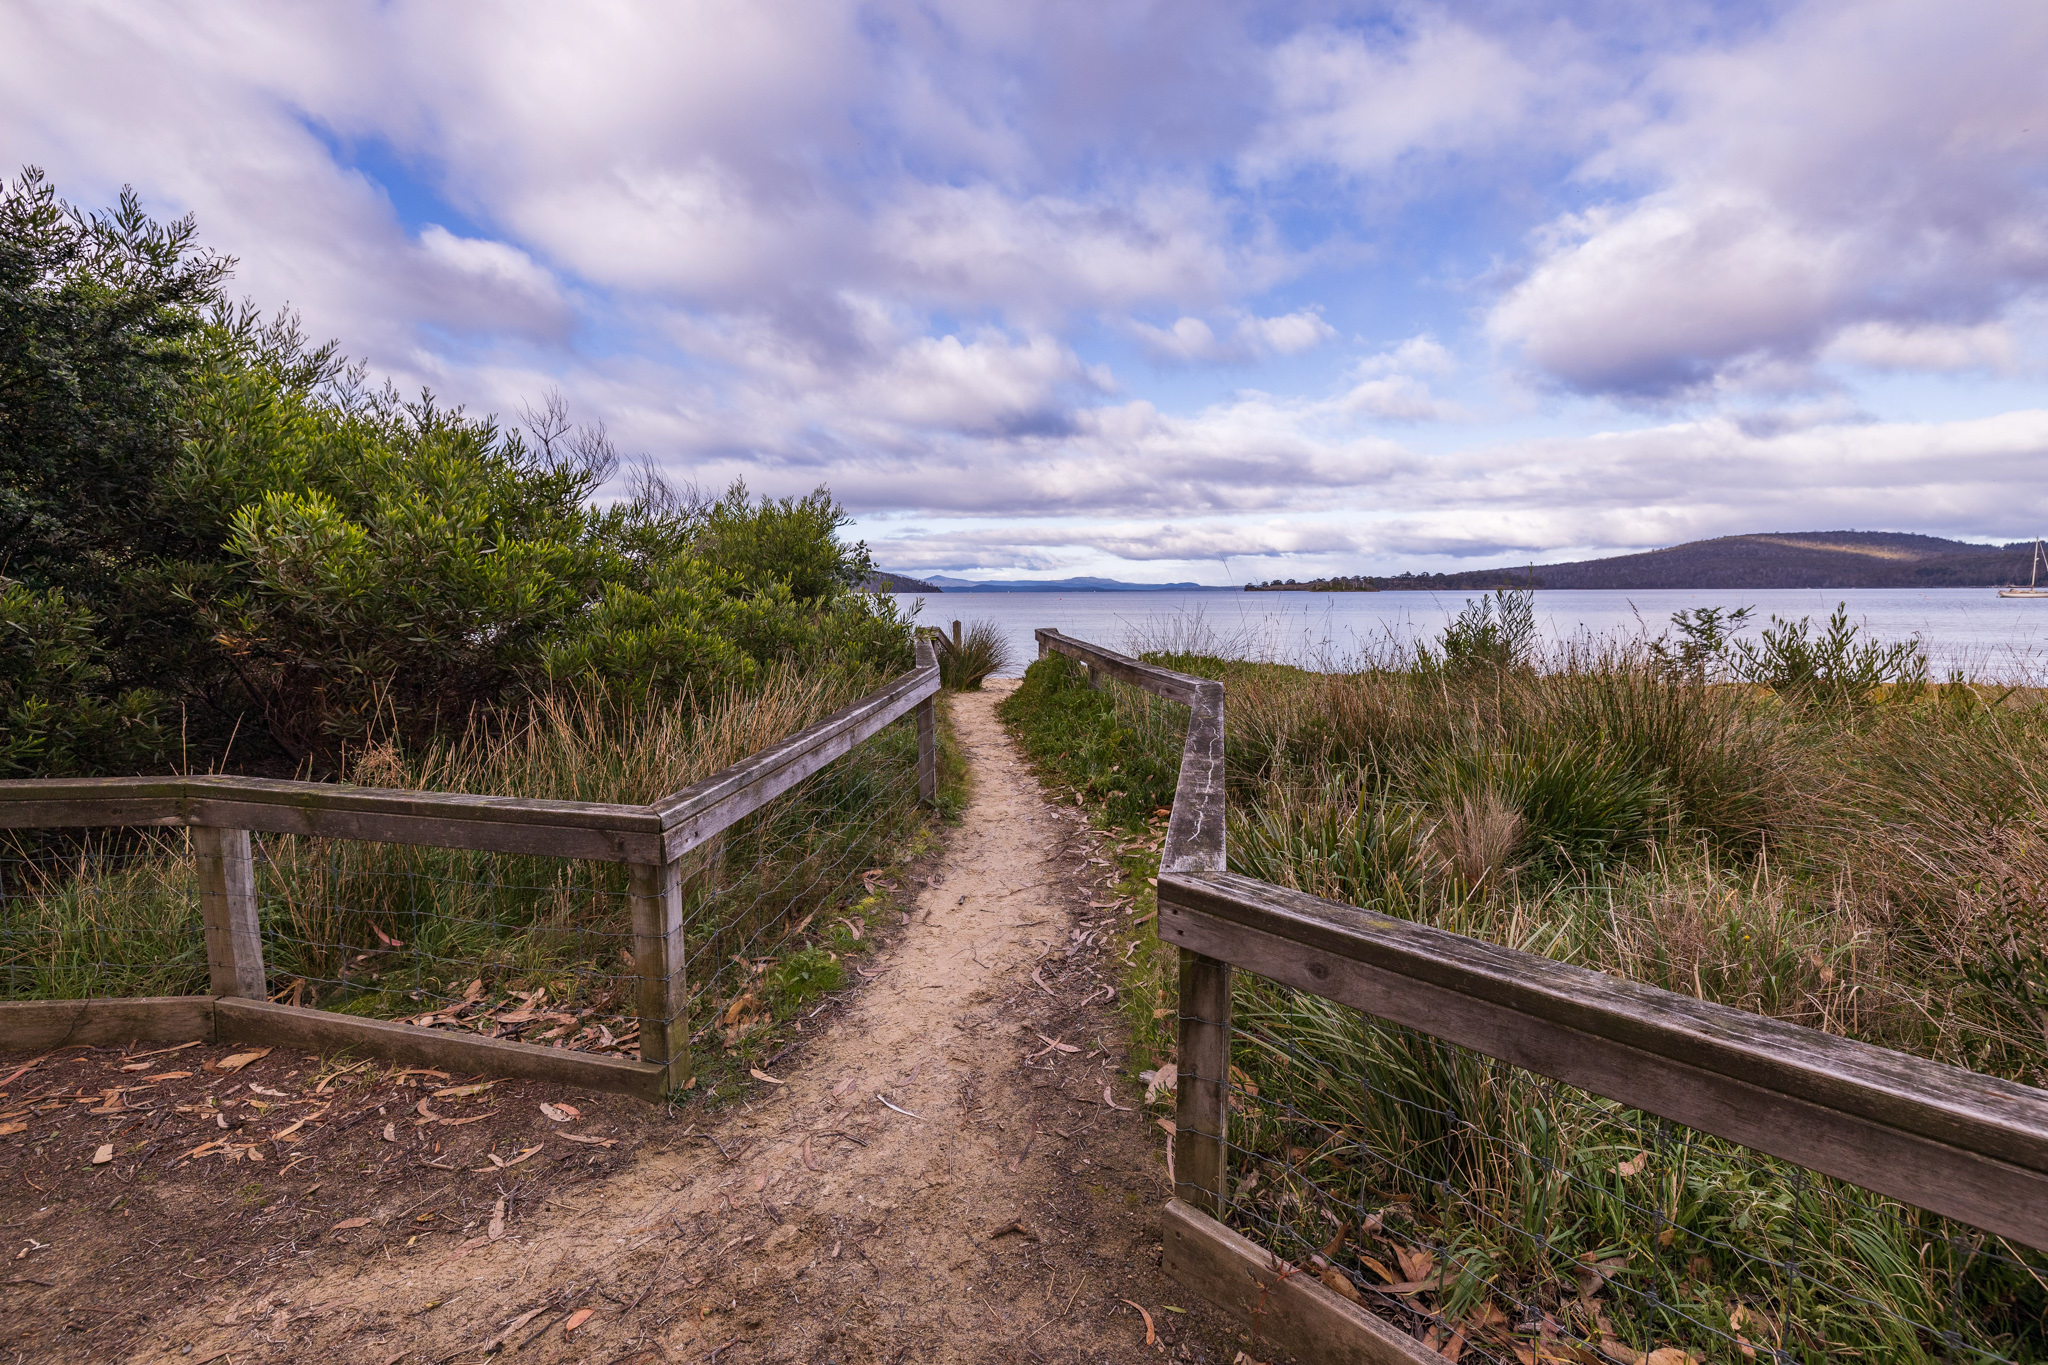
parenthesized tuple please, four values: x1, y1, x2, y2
(895, 587, 2048, 680)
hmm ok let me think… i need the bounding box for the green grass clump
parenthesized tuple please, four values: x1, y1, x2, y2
(931, 618, 1011, 690)
(766, 946, 843, 1013)
(999, 603, 2048, 1362)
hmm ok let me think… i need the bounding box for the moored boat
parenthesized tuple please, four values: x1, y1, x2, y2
(1999, 538, 2048, 598)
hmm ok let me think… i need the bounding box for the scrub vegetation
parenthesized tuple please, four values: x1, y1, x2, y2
(1, 166, 906, 781)
(0, 169, 960, 1080)
(999, 592, 2048, 1362)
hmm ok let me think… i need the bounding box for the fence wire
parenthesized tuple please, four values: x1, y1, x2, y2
(0, 831, 203, 1000)
(0, 715, 928, 1075)
(1204, 975, 2048, 1365)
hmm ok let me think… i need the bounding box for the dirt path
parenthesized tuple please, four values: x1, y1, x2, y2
(128, 684, 1243, 1364)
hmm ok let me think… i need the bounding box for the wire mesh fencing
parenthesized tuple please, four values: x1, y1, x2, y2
(0, 830, 205, 1001)
(1210, 974, 2048, 1364)
(0, 712, 930, 1076)
(679, 717, 925, 1057)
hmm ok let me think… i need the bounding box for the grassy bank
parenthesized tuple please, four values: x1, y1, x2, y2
(998, 616, 2048, 1363)
(1, 667, 962, 1093)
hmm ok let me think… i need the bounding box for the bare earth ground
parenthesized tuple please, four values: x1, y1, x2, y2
(0, 684, 1260, 1365)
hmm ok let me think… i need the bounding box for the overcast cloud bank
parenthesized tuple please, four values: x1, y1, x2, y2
(6, 0, 2045, 581)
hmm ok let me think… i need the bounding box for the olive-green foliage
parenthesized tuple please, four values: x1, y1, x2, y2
(0, 168, 908, 776)
(0, 167, 272, 770)
(1726, 602, 1930, 707)
(693, 480, 873, 603)
(766, 947, 844, 1013)
(0, 581, 166, 778)
(1421, 586, 1539, 675)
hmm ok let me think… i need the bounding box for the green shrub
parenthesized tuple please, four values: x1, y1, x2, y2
(2, 167, 910, 777)
(0, 580, 166, 778)
(1726, 603, 1929, 707)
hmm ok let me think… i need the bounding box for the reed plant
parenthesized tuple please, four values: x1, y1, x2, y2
(998, 610, 2048, 1361)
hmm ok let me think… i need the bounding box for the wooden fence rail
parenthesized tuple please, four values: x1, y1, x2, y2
(1033, 626, 2048, 1362)
(0, 636, 942, 1100)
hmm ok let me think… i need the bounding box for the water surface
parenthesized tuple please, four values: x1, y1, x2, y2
(894, 587, 2048, 679)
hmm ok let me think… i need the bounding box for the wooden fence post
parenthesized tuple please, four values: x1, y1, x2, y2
(916, 697, 938, 804)
(1175, 948, 1233, 1215)
(629, 859, 688, 1093)
(194, 826, 265, 1000)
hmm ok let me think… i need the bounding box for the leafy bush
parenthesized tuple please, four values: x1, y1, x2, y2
(0, 168, 909, 776)
(0, 580, 165, 778)
(996, 653, 1182, 827)
(1650, 604, 1755, 680)
(1725, 603, 1928, 706)
(1425, 588, 1539, 674)
(766, 947, 844, 1013)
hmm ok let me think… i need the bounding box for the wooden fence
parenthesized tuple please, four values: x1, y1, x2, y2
(0, 638, 941, 1101)
(1034, 627, 2048, 1365)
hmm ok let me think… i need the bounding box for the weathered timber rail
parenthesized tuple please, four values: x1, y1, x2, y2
(0, 637, 941, 1100)
(1034, 626, 2048, 1365)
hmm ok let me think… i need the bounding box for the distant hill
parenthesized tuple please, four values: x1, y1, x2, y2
(920, 575, 1210, 592)
(1384, 532, 2039, 591)
(865, 570, 941, 592)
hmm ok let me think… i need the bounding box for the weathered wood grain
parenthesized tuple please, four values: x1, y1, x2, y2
(630, 858, 688, 1093)
(187, 788, 666, 863)
(1164, 678, 1226, 876)
(214, 999, 666, 1100)
(653, 658, 940, 861)
(0, 775, 665, 859)
(1161, 869, 2048, 1249)
(0, 792, 186, 829)
(915, 636, 939, 805)
(194, 826, 264, 999)
(0, 997, 214, 1050)
(1161, 1200, 1439, 1365)
(1174, 949, 1233, 1216)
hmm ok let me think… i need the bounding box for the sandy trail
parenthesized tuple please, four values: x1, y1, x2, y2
(152, 684, 1238, 1364)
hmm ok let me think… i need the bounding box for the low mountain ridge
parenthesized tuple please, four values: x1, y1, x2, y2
(1393, 531, 2039, 591)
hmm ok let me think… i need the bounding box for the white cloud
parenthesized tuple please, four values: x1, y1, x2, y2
(1130, 308, 1336, 364)
(1239, 309, 1337, 356)
(10, 1, 2048, 585)
(1355, 335, 1456, 378)
(1338, 376, 1461, 422)
(1489, 0, 2048, 396)
(1247, 19, 1535, 176)
(1823, 321, 2016, 373)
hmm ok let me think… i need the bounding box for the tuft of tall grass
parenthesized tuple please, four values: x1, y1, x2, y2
(931, 618, 1011, 690)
